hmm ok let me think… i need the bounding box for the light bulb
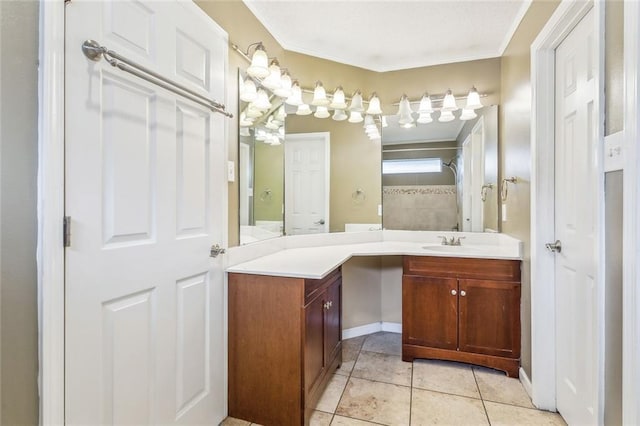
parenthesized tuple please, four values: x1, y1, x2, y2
(366, 93, 383, 115)
(465, 87, 482, 110)
(246, 43, 269, 78)
(312, 81, 330, 106)
(330, 87, 347, 109)
(285, 81, 303, 106)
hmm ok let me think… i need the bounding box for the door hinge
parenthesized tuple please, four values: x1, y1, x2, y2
(63, 216, 71, 247)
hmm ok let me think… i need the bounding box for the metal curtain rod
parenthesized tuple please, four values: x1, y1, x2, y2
(81, 40, 233, 118)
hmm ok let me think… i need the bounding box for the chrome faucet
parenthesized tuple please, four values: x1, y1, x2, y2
(437, 235, 466, 246)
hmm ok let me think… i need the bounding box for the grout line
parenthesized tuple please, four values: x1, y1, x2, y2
(409, 361, 414, 426)
(472, 367, 492, 425)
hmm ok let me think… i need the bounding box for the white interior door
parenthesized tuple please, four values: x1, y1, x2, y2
(554, 8, 599, 425)
(65, 1, 227, 424)
(470, 118, 485, 232)
(461, 136, 472, 232)
(285, 132, 330, 235)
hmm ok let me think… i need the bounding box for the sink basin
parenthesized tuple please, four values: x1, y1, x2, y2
(422, 245, 488, 254)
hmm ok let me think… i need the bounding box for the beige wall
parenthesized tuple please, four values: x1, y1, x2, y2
(253, 142, 284, 222)
(0, 0, 39, 424)
(342, 257, 382, 329)
(500, 0, 560, 377)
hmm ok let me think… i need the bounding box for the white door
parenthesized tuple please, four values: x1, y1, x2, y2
(285, 132, 330, 235)
(65, 1, 227, 424)
(470, 117, 485, 232)
(554, 8, 598, 425)
(461, 136, 472, 232)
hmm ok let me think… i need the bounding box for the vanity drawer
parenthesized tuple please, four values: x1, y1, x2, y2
(304, 266, 342, 304)
(403, 256, 520, 281)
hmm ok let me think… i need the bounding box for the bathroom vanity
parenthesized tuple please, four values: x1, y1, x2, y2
(226, 231, 522, 425)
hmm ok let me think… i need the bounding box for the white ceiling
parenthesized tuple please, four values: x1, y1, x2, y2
(242, 0, 532, 72)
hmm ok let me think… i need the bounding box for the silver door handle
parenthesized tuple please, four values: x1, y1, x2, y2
(314, 219, 325, 225)
(545, 240, 562, 253)
(210, 244, 226, 258)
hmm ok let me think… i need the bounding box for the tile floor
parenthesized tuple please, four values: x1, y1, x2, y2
(222, 332, 566, 426)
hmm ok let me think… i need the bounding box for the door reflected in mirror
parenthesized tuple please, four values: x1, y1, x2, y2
(381, 105, 499, 232)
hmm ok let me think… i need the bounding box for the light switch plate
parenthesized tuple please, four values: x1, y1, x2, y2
(604, 131, 623, 172)
(227, 161, 235, 182)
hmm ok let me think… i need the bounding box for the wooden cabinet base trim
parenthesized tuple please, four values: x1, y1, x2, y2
(402, 344, 520, 378)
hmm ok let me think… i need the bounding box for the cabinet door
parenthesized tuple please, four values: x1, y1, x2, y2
(458, 279, 521, 358)
(402, 275, 458, 350)
(304, 294, 325, 396)
(324, 280, 341, 364)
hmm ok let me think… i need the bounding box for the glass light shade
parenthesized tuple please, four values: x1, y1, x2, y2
(296, 104, 312, 115)
(265, 116, 279, 130)
(366, 94, 383, 115)
(285, 81, 303, 106)
(441, 90, 458, 111)
(363, 114, 375, 127)
(312, 81, 330, 106)
(460, 108, 477, 121)
(438, 110, 456, 122)
(314, 106, 330, 119)
(465, 87, 482, 110)
(240, 77, 257, 102)
(239, 112, 254, 127)
(418, 94, 434, 113)
(416, 112, 433, 124)
(329, 87, 347, 109)
(246, 105, 263, 118)
(239, 127, 251, 137)
(397, 95, 414, 125)
(274, 105, 287, 122)
(332, 109, 348, 121)
(246, 44, 269, 78)
(253, 89, 272, 110)
(255, 129, 268, 141)
(268, 135, 281, 146)
(273, 72, 293, 98)
(261, 60, 282, 90)
(348, 111, 364, 123)
(348, 91, 364, 112)
(381, 116, 388, 128)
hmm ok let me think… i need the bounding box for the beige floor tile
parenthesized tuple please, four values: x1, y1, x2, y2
(352, 351, 412, 386)
(484, 401, 567, 425)
(474, 367, 535, 408)
(336, 377, 411, 425)
(220, 417, 251, 426)
(412, 359, 480, 399)
(337, 337, 365, 376)
(317, 374, 349, 413)
(361, 332, 402, 356)
(411, 388, 489, 426)
(310, 410, 334, 426)
(331, 415, 383, 425)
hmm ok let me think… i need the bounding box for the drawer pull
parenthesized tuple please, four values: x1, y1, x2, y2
(451, 289, 457, 296)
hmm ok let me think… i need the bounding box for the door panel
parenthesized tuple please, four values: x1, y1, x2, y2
(402, 275, 458, 350)
(324, 280, 342, 363)
(65, 1, 227, 424)
(304, 295, 325, 397)
(554, 8, 598, 425)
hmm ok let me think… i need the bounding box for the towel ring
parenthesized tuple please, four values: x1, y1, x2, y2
(481, 183, 494, 202)
(259, 189, 272, 202)
(500, 177, 517, 201)
(352, 188, 366, 204)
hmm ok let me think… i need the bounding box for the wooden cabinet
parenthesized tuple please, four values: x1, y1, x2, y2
(228, 267, 342, 426)
(402, 256, 521, 377)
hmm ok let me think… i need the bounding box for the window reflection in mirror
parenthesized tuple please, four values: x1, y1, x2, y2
(381, 105, 499, 232)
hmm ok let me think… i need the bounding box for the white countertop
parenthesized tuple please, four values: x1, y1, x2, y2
(226, 231, 522, 279)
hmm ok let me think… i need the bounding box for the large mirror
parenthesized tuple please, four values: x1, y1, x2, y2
(381, 105, 499, 232)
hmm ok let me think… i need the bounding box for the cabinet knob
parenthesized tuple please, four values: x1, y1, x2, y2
(460, 290, 467, 297)
(324, 301, 332, 310)
(451, 289, 457, 296)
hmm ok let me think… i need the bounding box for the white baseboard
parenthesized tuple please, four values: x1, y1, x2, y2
(519, 367, 533, 399)
(342, 322, 401, 339)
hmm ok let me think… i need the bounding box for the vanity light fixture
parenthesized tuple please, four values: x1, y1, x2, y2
(273, 71, 293, 98)
(312, 81, 330, 106)
(366, 93, 383, 115)
(253, 89, 272, 110)
(332, 109, 348, 121)
(465, 86, 483, 110)
(459, 108, 477, 121)
(285, 81, 304, 106)
(262, 59, 283, 90)
(330, 87, 347, 109)
(348, 110, 364, 123)
(240, 76, 257, 102)
(398, 94, 415, 126)
(246, 42, 270, 78)
(441, 89, 458, 111)
(438, 110, 456, 122)
(348, 91, 364, 112)
(296, 104, 312, 115)
(314, 106, 330, 119)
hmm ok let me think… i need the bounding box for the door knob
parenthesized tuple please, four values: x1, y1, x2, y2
(545, 240, 562, 253)
(210, 244, 226, 258)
